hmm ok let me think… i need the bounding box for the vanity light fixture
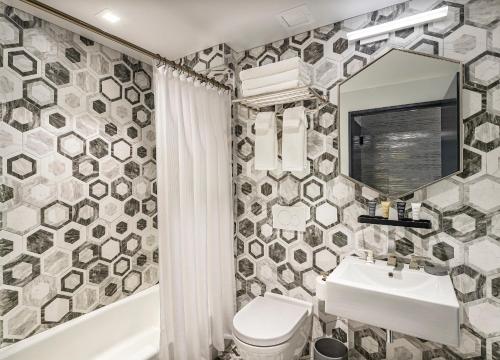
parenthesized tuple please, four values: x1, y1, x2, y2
(97, 9, 120, 23)
(346, 6, 448, 43)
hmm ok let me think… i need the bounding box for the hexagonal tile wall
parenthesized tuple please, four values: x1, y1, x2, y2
(111, 139, 132, 162)
(88, 137, 109, 159)
(132, 105, 152, 128)
(100, 76, 122, 102)
(45, 62, 71, 86)
(24, 78, 57, 109)
(60, 270, 84, 292)
(2, 0, 500, 356)
(229, 0, 500, 356)
(0, 2, 157, 347)
(7, 50, 37, 76)
(57, 131, 86, 160)
(4, 98, 41, 132)
(7, 154, 37, 180)
(3, 254, 41, 287)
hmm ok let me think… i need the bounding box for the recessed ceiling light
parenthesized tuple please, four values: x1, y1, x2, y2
(97, 9, 120, 23)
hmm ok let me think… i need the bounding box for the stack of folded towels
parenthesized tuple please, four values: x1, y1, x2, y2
(240, 57, 310, 97)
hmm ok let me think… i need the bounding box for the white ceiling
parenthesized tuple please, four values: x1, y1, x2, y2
(11, 0, 404, 61)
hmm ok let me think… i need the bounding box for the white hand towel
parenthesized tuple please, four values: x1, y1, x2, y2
(240, 57, 303, 81)
(254, 112, 278, 170)
(282, 106, 307, 171)
(242, 79, 309, 98)
(242, 68, 310, 91)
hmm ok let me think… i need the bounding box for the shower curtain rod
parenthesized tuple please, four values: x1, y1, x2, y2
(17, 0, 232, 91)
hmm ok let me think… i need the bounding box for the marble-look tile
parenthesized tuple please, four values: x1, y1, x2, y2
(0, 3, 157, 347)
(228, 0, 499, 357)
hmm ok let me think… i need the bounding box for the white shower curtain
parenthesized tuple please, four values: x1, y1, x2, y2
(153, 65, 235, 360)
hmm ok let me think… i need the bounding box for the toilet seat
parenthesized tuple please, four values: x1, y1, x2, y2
(233, 294, 308, 347)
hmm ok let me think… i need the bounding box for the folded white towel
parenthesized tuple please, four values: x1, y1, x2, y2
(242, 68, 310, 91)
(282, 106, 307, 172)
(254, 112, 278, 170)
(240, 57, 303, 81)
(242, 79, 308, 97)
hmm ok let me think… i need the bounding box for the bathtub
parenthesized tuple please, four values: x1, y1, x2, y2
(0, 285, 160, 360)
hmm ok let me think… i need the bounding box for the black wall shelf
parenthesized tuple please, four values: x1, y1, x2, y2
(358, 215, 432, 229)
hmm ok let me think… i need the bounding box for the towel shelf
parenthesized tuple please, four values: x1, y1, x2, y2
(232, 86, 328, 110)
(357, 215, 432, 229)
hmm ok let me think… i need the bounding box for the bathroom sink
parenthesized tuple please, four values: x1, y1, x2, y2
(325, 256, 459, 346)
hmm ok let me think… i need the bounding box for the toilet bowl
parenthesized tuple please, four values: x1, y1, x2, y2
(232, 292, 313, 360)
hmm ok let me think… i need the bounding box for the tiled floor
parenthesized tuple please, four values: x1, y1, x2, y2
(216, 341, 314, 360)
(216, 340, 371, 360)
(216, 343, 241, 360)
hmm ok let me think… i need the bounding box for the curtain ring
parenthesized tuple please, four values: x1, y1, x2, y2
(155, 55, 163, 68)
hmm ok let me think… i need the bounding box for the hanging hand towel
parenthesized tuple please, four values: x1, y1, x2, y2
(282, 106, 307, 171)
(242, 68, 311, 91)
(254, 111, 278, 170)
(240, 57, 303, 81)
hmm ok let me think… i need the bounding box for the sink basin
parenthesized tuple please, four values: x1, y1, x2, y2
(325, 256, 459, 346)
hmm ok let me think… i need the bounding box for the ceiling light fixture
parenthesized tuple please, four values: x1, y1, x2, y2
(346, 6, 449, 43)
(277, 5, 314, 29)
(97, 9, 120, 23)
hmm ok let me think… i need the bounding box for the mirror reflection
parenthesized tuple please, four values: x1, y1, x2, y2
(339, 49, 462, 198)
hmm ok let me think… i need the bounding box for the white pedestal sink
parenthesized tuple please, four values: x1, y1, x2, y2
(325, 256, 460, 346)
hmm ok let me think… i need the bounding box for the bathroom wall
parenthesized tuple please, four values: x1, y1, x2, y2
(0, 3, 158, 347)
(177, 43, 237, 90)
(230, 0, 500, 358)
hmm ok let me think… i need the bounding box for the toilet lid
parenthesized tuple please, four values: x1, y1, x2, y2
(233, 295, 308, 347)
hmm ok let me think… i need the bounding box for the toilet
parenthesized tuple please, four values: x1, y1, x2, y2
(232, 292, 313, 360)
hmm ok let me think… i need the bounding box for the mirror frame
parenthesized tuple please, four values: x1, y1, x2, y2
(337, 48, 464, 199)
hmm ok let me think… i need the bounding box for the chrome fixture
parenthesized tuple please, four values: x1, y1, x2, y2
(232, 86, 328, 111)
(409, 255, 431, 270)
(387, 253, 404, 272)
(358, 248, 374, 263)
(387, 254, 397, 267)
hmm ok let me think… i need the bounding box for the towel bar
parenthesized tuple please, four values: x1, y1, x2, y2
(232, 86, 328, 111)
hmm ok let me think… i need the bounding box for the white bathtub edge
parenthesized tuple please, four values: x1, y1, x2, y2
(0, 284, 159, 360)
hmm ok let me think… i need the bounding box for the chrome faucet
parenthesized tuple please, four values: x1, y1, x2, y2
(387, 253, 404, 271)
(409, 255, 431, 270)
(387, 253, 397, 267)
(358, 248, 374, 263)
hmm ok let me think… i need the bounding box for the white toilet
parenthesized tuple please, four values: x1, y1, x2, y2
(232, 292, 313, 360)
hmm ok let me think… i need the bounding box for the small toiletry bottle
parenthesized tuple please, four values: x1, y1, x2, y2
(367, 200, 377, 217)
(411, 202, 422, 221)
(396, 202, 406, 220)
(381, 201, 391, 219)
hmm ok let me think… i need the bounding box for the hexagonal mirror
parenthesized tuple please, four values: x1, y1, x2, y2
(339, 49, 462, 198)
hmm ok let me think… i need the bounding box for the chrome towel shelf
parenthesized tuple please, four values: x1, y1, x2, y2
(232, 86, 328, 110)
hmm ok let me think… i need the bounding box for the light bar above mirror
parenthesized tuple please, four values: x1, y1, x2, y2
(346, 6, 449, 43)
